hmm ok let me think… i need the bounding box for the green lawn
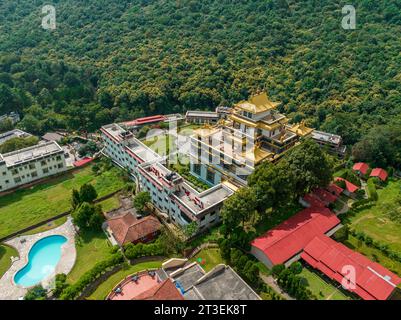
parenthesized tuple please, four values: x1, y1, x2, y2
(21, 216, 68, 236)
(190, 248, 224, 272)
(86, 261, 163, 300)
(67, 229, 114, 284)
(349, 180, 401, 251)
(0, 165, 125, 239)
(0, 244, 19, 278)
(99, 195, 121, 213)
(344, 235, 401, 277)
(300, 267, 350, 300)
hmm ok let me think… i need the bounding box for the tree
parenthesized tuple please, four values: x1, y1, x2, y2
(220, 187, 256, 231)
(53, 274, 68, 298)
(79, 184, 98, 203)
(133, 191, 151, 215)
(71, 189, 81, 209)
(24, 285, 47, 300)
(183, 221, 199, 238)
(72, 202, 104, 231)
(284, 139, 333, 198)
(219, 238, 232, 262)
(0, 118, 13, 133)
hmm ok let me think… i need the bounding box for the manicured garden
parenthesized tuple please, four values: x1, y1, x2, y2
(300, 267, 350, 300)
(0, 244, 19, 278)
(0, 164, 125, 239)
(349, 180, 401, 251)
(190, 248, 224, 272)
(86, 261, 163, 300)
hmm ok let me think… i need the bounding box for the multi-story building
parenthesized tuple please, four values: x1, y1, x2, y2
(100, 123, 235, 230)
(0, 112, 20, 125)
(311, 130, 347, 157)
(0, 129, 32, 145)
(185, 110, 220, 125)
(0, 141, 67, 192)
(189, 92, 313, 186)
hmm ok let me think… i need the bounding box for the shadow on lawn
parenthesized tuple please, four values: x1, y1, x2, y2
(0, 245, 5, 261)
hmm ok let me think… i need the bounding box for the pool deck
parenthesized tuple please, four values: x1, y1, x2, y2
(0, 218, 76, 300)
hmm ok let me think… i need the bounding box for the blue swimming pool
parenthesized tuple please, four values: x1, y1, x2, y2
(14, 235, 67, 287)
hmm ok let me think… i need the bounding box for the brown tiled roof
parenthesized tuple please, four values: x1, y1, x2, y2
(108, 214, 161, 245)
(134, 279, 184, 300)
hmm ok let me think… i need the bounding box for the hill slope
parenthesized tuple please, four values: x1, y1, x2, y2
(0, 0, 400, 145)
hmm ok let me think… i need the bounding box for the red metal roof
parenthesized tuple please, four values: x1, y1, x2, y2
(124, 115, 166, 127)
(301, 235, 401, 300)
(251, 207, 340, 266)
(327, 183, 344, 197)
(335, 177, 359, 193)
(312, 188, 338, 205)
(73, 157, 94, 167)
(353, 163, 369, 175)
(370, 168, 388, 181)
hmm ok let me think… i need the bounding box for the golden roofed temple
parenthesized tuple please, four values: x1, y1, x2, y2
(235, 92, 281, 114)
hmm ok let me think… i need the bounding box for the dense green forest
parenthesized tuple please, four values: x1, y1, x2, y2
(0, 1, 400, 153)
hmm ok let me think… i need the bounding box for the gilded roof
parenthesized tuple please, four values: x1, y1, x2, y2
(235, 92, 280, 114)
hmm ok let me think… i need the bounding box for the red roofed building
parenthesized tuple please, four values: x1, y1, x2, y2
(107, 214, 161, 246)
(133, 279, 184, 300)
(370, 168, 388, 182)
(250, 207, 341, 268)
(327, 183, 344, 197)
(301, 235, 401, 300)
(335, 177, 359, 195)
(123, 115, 166, 128)
(353, 163, 369, 175)
(312, 188, 338, 205)
(73, 157, 94, 167)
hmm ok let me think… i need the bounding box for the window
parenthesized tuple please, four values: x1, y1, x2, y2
(206, 168, 215, 183)
(14, 177, 21, 183)
(31, 172, 38, 178)
(43, 168, 49, 174)
(29, 163, 35, 170)
(41, 160, 46, 166)
(57, 163, 63, 169)
(56, 155, 62, 161)
(2, 171, 6, 176)
(11, 169, 18, 175)
(5, 180, 9, 184)
(193, 164, 201, 175)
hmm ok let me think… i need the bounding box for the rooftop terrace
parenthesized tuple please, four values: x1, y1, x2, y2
(1, 141, 62, 167)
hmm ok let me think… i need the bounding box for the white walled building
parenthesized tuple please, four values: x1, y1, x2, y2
(100, 123, 235, 231)
(0, 141, 67, 192)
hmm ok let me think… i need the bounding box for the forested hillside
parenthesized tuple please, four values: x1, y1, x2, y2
(0, 0, 400, 148)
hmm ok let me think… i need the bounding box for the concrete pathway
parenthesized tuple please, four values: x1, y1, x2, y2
(0, 218, 76, 300)
(260, 274, 295, 300)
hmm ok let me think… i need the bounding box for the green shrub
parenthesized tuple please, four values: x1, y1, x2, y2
(367, 178, 378, 201)
(60, 252, 123, 300)
(25, 285, 47, 300)
(124, 239, 165, 260)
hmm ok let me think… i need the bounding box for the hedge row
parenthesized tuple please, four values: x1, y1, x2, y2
(124, 240, 164, 260)
(351, 230, 401, 263)
(60, 252, 124, 300)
